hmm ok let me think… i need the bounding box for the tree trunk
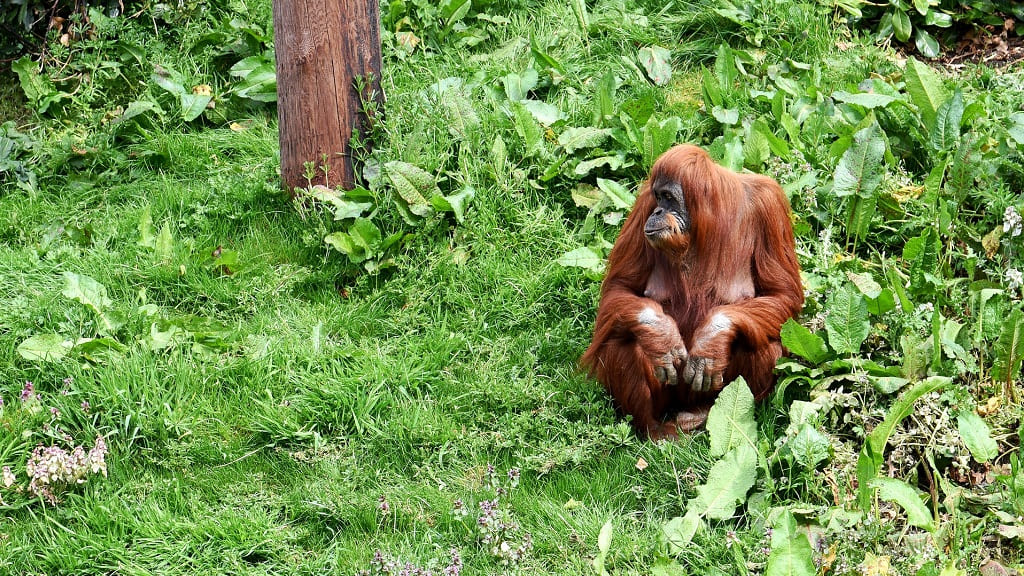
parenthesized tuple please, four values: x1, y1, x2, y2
(273, 0, 382, 192)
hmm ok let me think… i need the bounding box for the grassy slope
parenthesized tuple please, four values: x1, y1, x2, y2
(1, 0, 1020, 573)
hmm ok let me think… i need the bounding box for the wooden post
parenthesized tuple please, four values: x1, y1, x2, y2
(273, 0, 382, 192)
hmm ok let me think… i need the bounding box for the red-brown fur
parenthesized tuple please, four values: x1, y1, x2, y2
(581, 145, 803, 439)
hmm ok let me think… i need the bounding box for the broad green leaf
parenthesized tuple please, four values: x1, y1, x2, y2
(915, 28, 940, 59)
(598, 519, 613, 554)
(385, 161, 437, 217)
(832, 91, 900, 109)
(17, 334, 70, 362)
(12, 56, 53, 104)
(180, 92, 211, 122)
(662, 510, 701, 554)
(871, 477, 935, 532)
(713, 43, 736, 94)
(930, 90, 963, 152)
(156, 222, 174, 262)
(594, 72, 617, 126)
(442, 91, 479, 137)
(324, 231, 363, 263)
(570, 0, 589, 32)
(780, 318, 830, 364)
(711, 106, 739, 125)
(348, 218, 382, 253)
(743, 125, 770, 169)
(638, 46, 672, 86)
(1007, 113, 1024, 145)
(556, 247, 604, 272)
(765, 511, 815, 576)
(596, 178, 634, 211)
(833, 122, 885, 198)
(787, 424, 831, 468)
(904, 57, 949, 130)
(62, 271, 112, 316)
(511, 103, 545, 157)
(892, 9, 912, 42)
(558, 127, 611, 153)
(138, 205, 155, 248)
(904, 228, 941, 297)
(701, 68, 723, 108)
(117, 100, 158, 124)
(846, 271, 882, 299)
(520, 100, 565, 126)
(530, 34, 564, 73)
(870, 376, 910, 394)
(707, 377, 757, 458)
(502, 68, 539, 101)
(912, 0, 928, 15)
(641, 116, 681, 170)
(825, 285, 870, 355)
(957, 411, 998, 462)
(575, 155, 628, 176)
(993, 308, 1024, 389)
(691, 444, 757, 520)
(432, 186, 475, 224)
(846, 195, 877, 240)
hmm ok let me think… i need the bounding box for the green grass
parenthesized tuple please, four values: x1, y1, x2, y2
(2, 0, 1024, 573)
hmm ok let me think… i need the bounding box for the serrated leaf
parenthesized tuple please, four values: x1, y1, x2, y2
(556, 247, 604, 272)
(17, 334, 70, 362)
(385, 161, 437, 218)
(780, 319, 830, 364)
(833, 122, 885, 198)
(825, 285, 870, 355)
(930, 90, 963, 152)
(957, 411, 998, 462)
(765, 511, 815, 576)
(639, 46, 672, 86)
(558, 127, 611, 153)
(511, 103, 545, 158)
(691, 444, 757, 520)
(707, 378, 757, 458)
(904, 57, 949, 130)
(871, 478, 935, 532)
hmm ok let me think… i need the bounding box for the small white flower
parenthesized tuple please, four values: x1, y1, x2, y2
(1007, 268, 1023, 291)
(1005, 206, 1023, 237)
